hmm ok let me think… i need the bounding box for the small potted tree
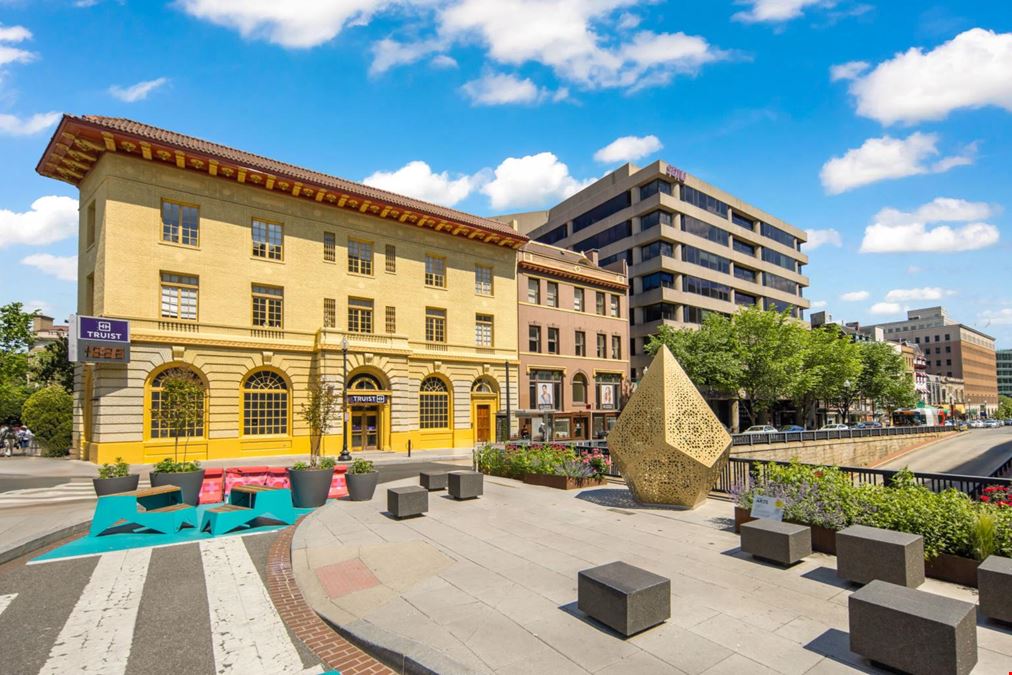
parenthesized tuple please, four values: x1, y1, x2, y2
(346, 458, 378, 501)
(148, 372, 206, 505)
(93, 457, 140, 496)
(288, 376, 338, 507)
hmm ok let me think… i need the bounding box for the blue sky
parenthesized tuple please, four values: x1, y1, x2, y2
(1, 0, 1011, 346)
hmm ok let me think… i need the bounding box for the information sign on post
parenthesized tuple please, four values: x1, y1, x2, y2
(69, 315, 131, 364)
(750, 495, 785, 521)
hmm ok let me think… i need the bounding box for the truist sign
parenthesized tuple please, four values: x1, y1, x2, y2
(79, 316, 130, 343)
(69, 315, 131, 363)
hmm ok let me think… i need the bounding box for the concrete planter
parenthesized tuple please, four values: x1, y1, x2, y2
(150, 469, 205, 506)
(734, 507, 837, 554)
(92, 474, 140, 497)
(926, 553, 980, 588)
(288, 467, 334, 508)
(523, 473, 606, 490)
(347, 471, 379, 501)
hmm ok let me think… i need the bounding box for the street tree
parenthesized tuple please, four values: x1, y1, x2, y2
(29, 335, 74, 393)
(996, 396, 1012, 419)
(299, 375, 340, 467)
(732, 306, 805, 425)
(856, 341, 914, 420)
(791, 324, 863, 427)
(0, 302, 37, 385)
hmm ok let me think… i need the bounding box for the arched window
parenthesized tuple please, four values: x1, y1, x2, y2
(471, 377, 497, 394)
(348, 374, 381, 390)
(419, 377, 449, 429)
(572, 373, 588, 405)
(149, 366, 206, 438)
(242, 370, 288, 435)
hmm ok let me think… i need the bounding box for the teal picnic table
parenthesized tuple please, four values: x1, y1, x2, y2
(200, 485, 298, 535)
(89, 485, 197, 536)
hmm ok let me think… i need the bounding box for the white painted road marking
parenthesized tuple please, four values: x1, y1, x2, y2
(39, 547, 152, 674)
(200, 537, 309, 674)
(0, 593, 16, 617)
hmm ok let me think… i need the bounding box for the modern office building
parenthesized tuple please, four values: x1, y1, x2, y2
(866, 307, 998, 416)
(998, 349, 1012, 399)
(514, 241, 629, 441)
(519, 161, 810, 378)
(38, 115, 526, 463)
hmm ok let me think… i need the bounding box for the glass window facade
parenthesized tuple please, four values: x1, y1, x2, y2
(572, 191, 631, 233)
(683, 275, 731, 302)
(682, 185, 729, 218)
(734, 266, 758, 283)
(731, 212, 754, 230)
(761, 221, 797, 249)
(765, 298, 798, 317)
(735, 292, 757, 307)
(643, 302, 677, 323)
(640, 210, 673, 231)
(732, 238, 755, 256)
(574, 221, 632, 252)
(682, 246, 730, 274)
(529, 370, 563, 410)
(538, 223, 568, 245)
(641, 240, 674, 261)
(762, 247, 798, 272)
(763, 271, 799, 295)
(682, 214, 729, 246)
(599, 250, 632, 266)
(641, 271, 675, 292)
(639, 179, 672, 200)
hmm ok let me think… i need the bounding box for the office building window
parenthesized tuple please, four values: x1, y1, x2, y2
(425, 255, 446, 287)
(946, 346, 951, 353)
(425, 308, 446, 342)
(763, 271, 798, 295)
(323, 232, 336, 262)
(348, 239, 373, 275)
(946, 359, 952, 366)
(639, 179, 672, 200)
(529, 325, 542, 352)
(682, 185, 729, 218)
(162, 200, 199, 247)
(475, 314, 493, 347)
(252, 219, 283, 260)
(760, 221, 797, 248)
(630, 337, 636, 356)
(572, 374, 588, 404)
(547, 327, 559, 354)
(475, 265, 493, 295)
(683, 276, 731, 302)
(643, 302, 677, 322)
(596, 292, 606, 315)
(574, 287, 584, 311)
(611, 335, 621, 360)
(252, 285, 283, 327)
(538, 223, 568, 245)
(546, 281, 559, 307)
(597, 333, 607, 358)
(682, 214, 729, 246)
(323, 298, 336, 328)
(641, 240, 674, 261)
(575, 331, 586, 356)
(944, 333, 950, 341)
(242, 370, 288, 436)
(385, 244, 396, 273)
(385, 306, 396, 333)
(735, 292, 757, 307)
(762, 247, 798, 272)
(599, 250, 633, 266)
(419, 377, 449, 429)
(573, 221, 632, 252)
(640, 210, 673, 231)
(160, 272, 198, 321)
(683, 306, 711, 324)
(682, 246, 730, 274)
(528, 278, 541, 304)
(641, 271, 675, 292)
(732, 238, 755, 256)
(347, 298, 374, 334)
(572, 191, 631, 233)
(934, 335, 940, 342)
(731, 212, 755, 230)
(734, 266, 758, 283)
(610, 295, 620, 317)
(765, 298, 797, 316)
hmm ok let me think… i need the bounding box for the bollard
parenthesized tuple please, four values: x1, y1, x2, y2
(408, 439, 412, 457)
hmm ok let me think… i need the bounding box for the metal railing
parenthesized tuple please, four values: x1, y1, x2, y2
(731, 425, 955, 447)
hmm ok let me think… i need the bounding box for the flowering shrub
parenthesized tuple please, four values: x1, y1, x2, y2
(980, 485, 1011, 507)
(577, 449, 612, 479)
(732, 462, 859, 530)
(475, 443, 613, 480)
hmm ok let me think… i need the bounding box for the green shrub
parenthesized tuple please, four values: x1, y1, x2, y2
(349, 458, 375, 474)
(475, 443, 576, 479)
(98, 457, 130, 479)
(0, 380, 30, 424)
(152, 457, 201, 473)
(21, 385, 72, 457)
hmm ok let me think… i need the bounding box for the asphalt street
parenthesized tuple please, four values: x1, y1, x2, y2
(879, 427, 1012, 475)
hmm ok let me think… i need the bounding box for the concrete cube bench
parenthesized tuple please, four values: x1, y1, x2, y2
(977, 554, 1012, 624)
(578, 561, 670, 637)
(740, 519, 812, 566)
(849, 580, 977, 675)
(419, 471, 448, 491)
(836, 524, 924, 587)
(448, 471, 483, 500)
(387, 486, 428, 519)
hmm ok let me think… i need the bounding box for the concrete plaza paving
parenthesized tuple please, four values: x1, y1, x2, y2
(292, 476, 1012, 674)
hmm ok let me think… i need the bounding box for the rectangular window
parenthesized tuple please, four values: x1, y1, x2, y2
(385, 306, 396, 333)
(323, 298, 336, 328)
(610, 294, 620, 317)
(612, 335, 621, 360)
(682, 214, 729, 246)
(641, 271, 675, 292)
(731, 212, 755, 230)
(537, 223, 568, 245)
(683, 275, 731, 302)
(162, 200, 199, 247)
(384, 244, 396, 273)
(682, 185, 729, 218)
(641, 240, 674, 261)
(760, 221, 797, 249)
(762, 247, 798, 272)
(528, 278, 541, 304)
(86, 201, 97, 247)
(574, 287, 584, 311)
(323, 232, 336, 262)
(683, 306, 710, 324)
(735, 292, 757, 307)
(682, 245, 730, 273)
(546, 281, 559, 307)
(643, 302, 677, 323)
(529, 325, 542, 353)
(734, 266, 758, 283)
(572, 191, 631, 233)
(425, 307, 446, 342)
(596, 333, 607, 358)
(763, 271, 799, 295)
(575, 331, 586, 357)
(547, 327, 559, 354)
(765, 298, 797, 316)
(639, 179, 672, 200)
(252, 219, 283, 260)
(475, 265, 493, 295)
(732, 238, 755, 256)
(348, 239, 374, 275)
(640, 210, 673, 231)
(252, 284, 283, 327)
(425, 255, 446, 288)
(573, 221, 632, 252)
(475, 313, 494, 347)
(347, 297, 374, 334)
(599, 250, 632, 266)
(160, 272, 198, 321)
(596, 292, 606, 315)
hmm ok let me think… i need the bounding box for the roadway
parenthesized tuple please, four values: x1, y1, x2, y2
(878, 427, 1012, 476)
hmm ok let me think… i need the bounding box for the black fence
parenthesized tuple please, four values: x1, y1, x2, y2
(731, 425, 955, 447)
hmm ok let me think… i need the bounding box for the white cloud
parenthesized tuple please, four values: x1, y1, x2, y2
(108, 77, 168, 102)
(25, 299, 54, 316)
(21, 253, 77, 282)
(870, 302, 903, 315)
(979, 308, 1012, 326)
(363, 161, 485, 207)
(847, 28, 1012, 125)
(482, 152, 592, 211)
(820, 132, 973, 194)
(430, 54, 458, 69)
(732, 0, 825, 23)
(810, 300, 828, 309)
(884, 287, 955, 302)
(906, 265, 922, 274)
(802, 228, 842, 250)
(0, 24, 36, 71)
(0, 112, 61, 136)
(0, 196, 78, 248)
(370, 38, 442, 75)
(0, 25, 32, 44)
(593, 134, 662, 164)
(860, 197, 1000, 253)
(829, 60, 868, 81)
(461, 72, 548, 106)
(840, 290, 869, 302)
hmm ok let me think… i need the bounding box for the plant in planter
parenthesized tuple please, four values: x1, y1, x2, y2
(93, 456, 140, 496)
(148, 373, 206, 505)
(346, 458, 378, 501)
(288, 377, 339, 508)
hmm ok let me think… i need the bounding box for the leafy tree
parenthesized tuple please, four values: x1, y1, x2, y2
(791, 324, 863, 427)
(997, 396, 1012, 419)
(154, 373, 205, 466)
(856, 341, 914, 420)
(645, 317, 740, 394)
(732, 307, 805, 425)
(28, 335, 74, 393)
(0, 381, 30, 425)
(20, 385, 73, 456)
(0, 302, 35, 355)
(881, 375, 919, 419)
(299, 375, 340, 467)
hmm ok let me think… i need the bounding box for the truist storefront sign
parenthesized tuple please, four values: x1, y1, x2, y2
(69, 315, 131, 363)
(79, 316, 130, 342)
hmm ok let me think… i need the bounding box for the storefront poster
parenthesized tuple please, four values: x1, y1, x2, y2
(537, 382, 554, 410)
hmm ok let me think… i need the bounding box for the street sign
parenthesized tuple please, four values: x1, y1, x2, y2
(69, 315, 131, 363)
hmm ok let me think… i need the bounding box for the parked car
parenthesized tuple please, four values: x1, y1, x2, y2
(969, 420, 985, 428)
(984, 418, 1002, 428)
(741, 425, 778, 434)
(819, 423, 849, 431)
(853, 421, 882, 429)
(779, 425, 804, 433)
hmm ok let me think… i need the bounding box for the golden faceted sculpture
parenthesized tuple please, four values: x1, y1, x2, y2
(607, 348, 731, 508)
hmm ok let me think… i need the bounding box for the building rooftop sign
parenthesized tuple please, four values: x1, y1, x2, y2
(664, 164, 686, 182)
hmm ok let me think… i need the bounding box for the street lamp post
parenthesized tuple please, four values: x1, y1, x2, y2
(504, 360, 511, 441)
(338, 336, 351, 462)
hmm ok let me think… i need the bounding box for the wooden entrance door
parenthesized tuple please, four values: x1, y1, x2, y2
(475, 405, 491, 443)
(351, 410, 379, 451)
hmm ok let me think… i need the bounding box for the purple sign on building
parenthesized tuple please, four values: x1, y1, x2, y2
(665, 165, 686, 182)
(78, 316, 130, 343)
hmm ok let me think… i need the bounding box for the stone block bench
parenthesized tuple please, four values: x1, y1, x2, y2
(836, 524, 924, 587)
(849, 579, 977, 675)
(448, 471, 483, 500)
(977, 554, 1012, 624)
(387, 486, 428, 519)
(577, 561, 670, 637)
(740, 519, 811, 566)
(419, 471, 448, 491)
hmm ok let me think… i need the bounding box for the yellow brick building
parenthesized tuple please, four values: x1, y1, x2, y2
(38, 116, 525, 464)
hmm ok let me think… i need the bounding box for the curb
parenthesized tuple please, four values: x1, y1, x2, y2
(0, 519, 90, 566)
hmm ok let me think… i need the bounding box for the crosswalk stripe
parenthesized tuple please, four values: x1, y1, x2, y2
(0, 480, 151, 509)
(0, 593, 15, 617)
(200, 537, 312, 674)
(39, 547, 152, 674)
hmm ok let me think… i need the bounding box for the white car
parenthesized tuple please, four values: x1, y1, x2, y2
(741, 425, 778, 434)
(819, 423, 849, 431)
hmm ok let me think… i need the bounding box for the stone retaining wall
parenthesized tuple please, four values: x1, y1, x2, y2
(731, 431, 945, 467)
